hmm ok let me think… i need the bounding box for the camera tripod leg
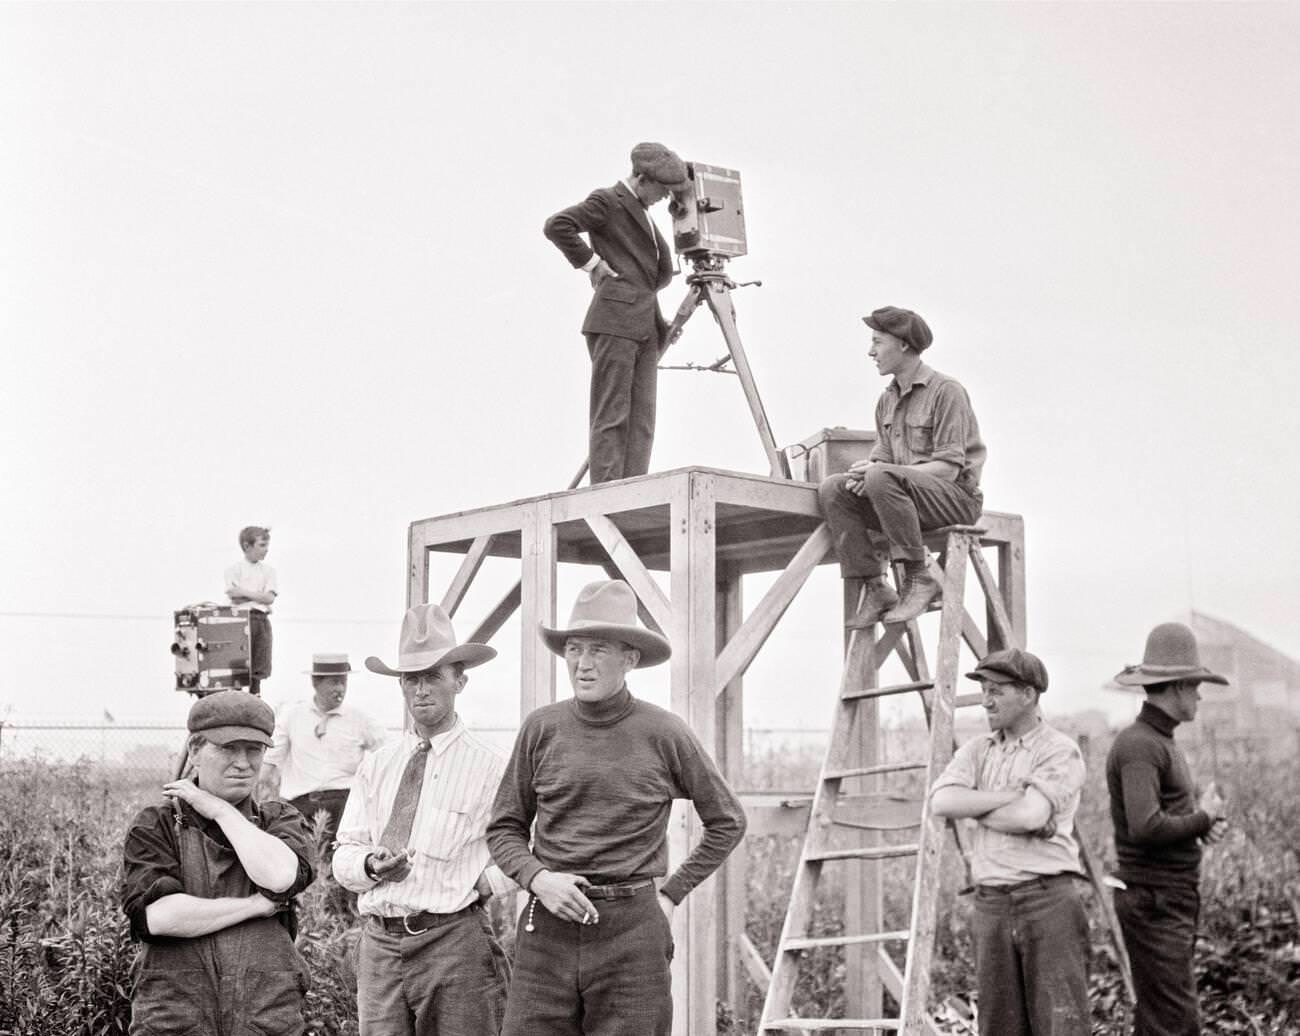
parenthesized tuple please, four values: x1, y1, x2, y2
(699, 281, 790, 479)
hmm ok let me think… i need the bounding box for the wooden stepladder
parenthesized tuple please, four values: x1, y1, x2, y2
(758, 526, 1006, 1034)
(758, 525, 1131, 1033)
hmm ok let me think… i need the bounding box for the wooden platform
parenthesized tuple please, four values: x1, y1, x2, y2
(405, 466, 1025, 1036)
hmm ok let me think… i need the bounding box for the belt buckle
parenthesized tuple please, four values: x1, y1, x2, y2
(402, 912, 432, 936)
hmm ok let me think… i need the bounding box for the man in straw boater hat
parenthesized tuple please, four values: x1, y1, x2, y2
(544, 142, 690, 484)
(260, 654, 386, 891)
(121, 690, 315, 1035)
(333, 604, 512, 1035)
(1106, 622, 1229, 1036)
(818, 306, 987, 626)
(929, 648, 1090, 1036)
(488, 579, 746, 1036)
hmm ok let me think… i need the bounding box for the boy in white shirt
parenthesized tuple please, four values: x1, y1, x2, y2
(225, 526, 277, 695)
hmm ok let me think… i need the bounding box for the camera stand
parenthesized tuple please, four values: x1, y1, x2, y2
(659, 253, 789, 479)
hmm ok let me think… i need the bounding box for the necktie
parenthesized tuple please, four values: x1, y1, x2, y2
(379, 739, 430, 850)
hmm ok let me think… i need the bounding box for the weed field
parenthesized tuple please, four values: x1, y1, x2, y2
(2, 737, 1297, 1035)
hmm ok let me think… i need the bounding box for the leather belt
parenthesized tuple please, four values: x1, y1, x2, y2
(371, 901, 480, 935)
(584, 879, 655, 900)
(975, 872, 1083, 895)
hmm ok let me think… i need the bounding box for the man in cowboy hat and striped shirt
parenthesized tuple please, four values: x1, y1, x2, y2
(1106, 622, 1230, 1036)
(488, 579, 746, 1036)
(333, 605, 511, 1035)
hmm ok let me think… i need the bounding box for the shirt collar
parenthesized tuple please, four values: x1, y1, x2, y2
(406, 717, 465, 756)
(992, 713, 1046, 749)
(891, 361, 934, 397)
(1137, 701, 1179, 736)
(621, 178, 647, 208)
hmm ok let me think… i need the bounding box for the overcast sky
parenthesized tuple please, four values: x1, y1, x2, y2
(3, 2, 1298, 738)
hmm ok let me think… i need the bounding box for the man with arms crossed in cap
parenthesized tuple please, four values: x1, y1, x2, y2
(1107, 622, 1229, 1036)
(333, 604, 511, 1035)
(929, 648, 1090, 1036)
(819, 306, 986, 626)
(545, 142, 688, 484)
(121, 690, 315, 1035)
(488, 579, 747, 1036)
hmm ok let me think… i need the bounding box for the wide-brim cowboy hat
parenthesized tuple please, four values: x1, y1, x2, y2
(365, 603, 496, 677)
(1113, 621, 1228, 688)
(540, 580, 671, 669)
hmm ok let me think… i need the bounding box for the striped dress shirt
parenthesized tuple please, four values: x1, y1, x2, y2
(333, 720, 510, 915)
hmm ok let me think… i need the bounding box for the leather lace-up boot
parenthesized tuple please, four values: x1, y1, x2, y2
(845, 577, 899, 629)
(883, 568, 942, 624)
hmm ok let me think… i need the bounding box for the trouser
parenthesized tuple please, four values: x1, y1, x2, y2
(502, 885, 673, 1036)
(1114, 882, 1201, 1036)
(971, 874, 1090, 1036)
(357, 906, 509, 1036)
(586, 332, 658, 484)
(818, 465, 982, 578)
(249, 610, 272, 694)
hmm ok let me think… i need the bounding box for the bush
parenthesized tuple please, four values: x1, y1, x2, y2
(2, 742, 1297, 1034)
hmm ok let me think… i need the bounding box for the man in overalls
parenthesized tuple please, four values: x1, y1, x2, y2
(121, 690, 315, 1035)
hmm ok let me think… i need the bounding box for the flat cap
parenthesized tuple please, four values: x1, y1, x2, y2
(187, 690, 275, 747)
(862, 306, 933, 353)
(630, 142, 689, 188)
(965, 648, 1049, 694)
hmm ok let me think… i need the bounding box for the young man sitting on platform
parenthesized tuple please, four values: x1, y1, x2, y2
(818, 306, 986, 626)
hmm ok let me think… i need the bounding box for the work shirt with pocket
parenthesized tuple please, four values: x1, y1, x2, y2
(931, 718, 1087, 886)
(120, 794, 314, 1036)
(868, 362, 987, 496)
(332, 721, 511, 915)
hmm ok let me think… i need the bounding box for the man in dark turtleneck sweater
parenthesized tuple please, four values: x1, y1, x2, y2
(488, 580, 746, 1036)
(1106, 622, 1230, 1036)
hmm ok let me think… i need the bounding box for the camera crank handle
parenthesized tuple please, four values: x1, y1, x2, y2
(735, 279, 762, 289)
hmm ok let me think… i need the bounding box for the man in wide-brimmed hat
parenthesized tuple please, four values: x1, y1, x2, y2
(260, 653, 386, 898)
(930, 648, 1090, 1036)
(333, 605, 510, 1035)
(1106, 622, 1229, 1036)
(121, 690, 314, 1035)
(488, 579, 746, 1036)
(544, 142, 690, 484)
(818, 305, 987, 626)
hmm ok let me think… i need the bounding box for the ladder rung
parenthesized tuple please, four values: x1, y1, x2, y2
(783, 928, 911, 951)
(955, 692, 984, 708)
(763, 1019, 900, 1032)
(842, 679, 933, 702)
(825, 761, 925, 781)
(806, 843, 919, 863)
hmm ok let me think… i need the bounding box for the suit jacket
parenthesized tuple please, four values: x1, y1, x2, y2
(544, 182, 675, 345)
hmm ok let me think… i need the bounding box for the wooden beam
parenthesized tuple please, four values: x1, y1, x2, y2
(968, 545, 1018, 650)
(520, 500, 556, 717)
(438, 534, 494, 617)
(716, 573, 747, 1019)
(669, 471, 719, 1036)
(714, 524, 830, 696)
(998, 515, 1027, 645)
(466, 583, 521, 646)
(407, 527, 429, 610)
(737, 931, 772, 988)
(584, 513, 673, 634)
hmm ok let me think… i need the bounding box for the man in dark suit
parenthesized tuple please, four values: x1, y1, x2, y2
(545, 142, 688, 484)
